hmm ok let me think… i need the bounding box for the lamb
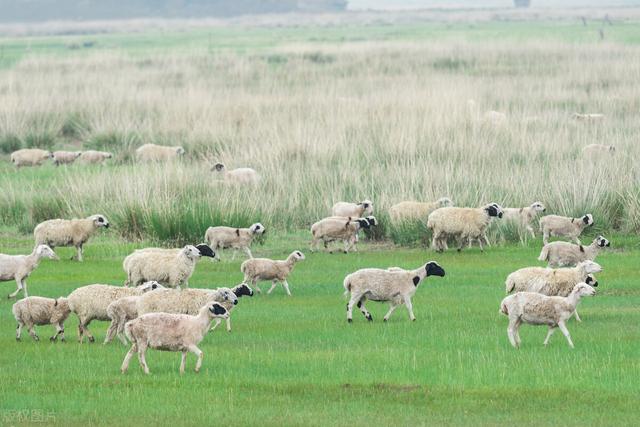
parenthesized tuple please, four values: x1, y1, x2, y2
(121, 302, 229, 375)
(34, 214, 110, 261)
(204, 223, 265, 260)
(135, 143, 185, 162)
(500, 283, 596, 348)
(10, 149, 52, 168)
(77, 150, 112, 165)
(12, 296, 71, 342)
(52, 151, 82, 166)
(582, 144, 615, 158)
(123, 244, 214, 288)
(212, 163, 260, 184)
(240, 251, 305, 296)
(331, 200, 374, 218)
(343, 261, 445, 322)
(539, 213, 594, 245)
(502, 202, 546, 238)
(539, 236, 610, 268)
(1, 245, 59, 298)
(310, 216, 375, 253)
(427, 203, 504, 252)
(67, 281, 163, 343)
(210, 283, 254, 332)
(389, 197, 453, 224)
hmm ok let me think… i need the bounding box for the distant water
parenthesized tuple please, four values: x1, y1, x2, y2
(347, 0, 640, 10)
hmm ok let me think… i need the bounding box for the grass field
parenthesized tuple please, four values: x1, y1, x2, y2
(0, 232, 639, 426)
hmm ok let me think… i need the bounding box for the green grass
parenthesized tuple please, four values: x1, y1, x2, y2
(1, 232, 639, 426)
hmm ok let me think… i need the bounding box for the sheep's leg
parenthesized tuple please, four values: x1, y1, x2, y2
(573, 309, 582, 323)
(252, 278, 261, 294)
(104, 320, 118, 344)
(282, 280, 292, 296)
(210, 318, 221, 331)
(514, 319, 522, 347)
(347, 293, 363, 322)
(572, 236, 581, 245)
(543, 326, 556, 346)
(28, 325, 39, 341)
(243, 247, 253, 259)
(189, 345, 204, 373)
(543, 231, 550, 245)
(431, 234, 441, 252)
(121, 344, 137, 374)
(482, 233, 491, 247)
(50, 323, 64, 342)
(507, 321, 519, 348)
(76, 244, 83, 262)
(117, 332, 128, 346)
(15, 322, 23, 341)
(226, 317, 231, 332)
(526, 224, 535, 239)
(267, 280, 278, 294)
(558, 321, 574, 348)
(138, 344, 150, 374)
(78, 318, 95, 343)
(383, 303, 399, 322)
(357, 297, 372, 321)
(180, 351, 187, 375)
(402, 295, 416, 321)
(8, 278, 25, 299)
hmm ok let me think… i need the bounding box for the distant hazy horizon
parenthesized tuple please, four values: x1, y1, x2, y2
(348, 0, 640, 9)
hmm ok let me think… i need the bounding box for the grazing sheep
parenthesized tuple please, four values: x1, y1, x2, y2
(34, 214, 110, 262)
(1, 245, 58, 298)
(500, 283, 596, 348)
(12, 296, 71, 342)
(135, 286, 238, 318)
(310, 216, 374, 253)
(427, 203, 504, 252)
(78, 150, 112, 165)
(67, 281, 162, 343)
(502, 202, 546, 238)
(343, 261, 445, 322)
(389, 197, 453, 224)
(539, 214, 593, 245)
(211, 283, 254, 332)
(123, 244, 214, 288)
(135, 143, 185, 162)
(539, 236, 610, 268)
(573, 113, 604, 121)
(331, 200, 374, 218)
(212, 163, 260, 184)
(121, 302, 229, 375)
(241, 251, 305, 296)
(204, 223, 265, 260)
(52, 151, 82, 166)
(582, 144, 615, 158)
(10, 149, 52, 168)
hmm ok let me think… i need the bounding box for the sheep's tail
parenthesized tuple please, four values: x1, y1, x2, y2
(538, 246, 549, 262)
(343, 276, 351, 298)
(505, 276, 515, 294)
(124, 320, 135, 343)
(500, 301, 509, 316)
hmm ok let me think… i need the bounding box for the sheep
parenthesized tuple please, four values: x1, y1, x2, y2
(573, 113, 604, 121)
(52, 151, 82, 166)
(389, 197, 453, 224)
(135, 143, 185, 162)
(539, 236, 611, 268)
(212, 163, 260, 184)
(502, 202, 546, 238)
(121, 302, 229, 375)
(10, 149, 52, 168)
(505, 260, 602, 322)
(67, 281, 162, 343)
(210, 283, 254, 332)
(123, 244, 214, 288)
(1, 245, 58, 298)
(331, 200, 373, 218)
(204, 223, 265, 260)
(310, 216, 375, 253)
(343, 261, 445, 322)
(12, 296, 71, 342)
(78, 150, 112, 165)
(427, 203, 504, 252)
(539, 214, 594, 245)
(34, 214, 110, 262)
(500, 283, 596, 348)
(240, 251, 305, 296)
(582, 144, 615, 158)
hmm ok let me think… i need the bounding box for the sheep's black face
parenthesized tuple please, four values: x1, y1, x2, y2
(586, 275, 598, 287)
(485, 205, 502, 218)
(597, 237, 610, 247)
(234, 284, 254, 298)
(212, 163, 225, 172)
(195, 244, 215, 258)
(583, 214, 594, 226)
(209, 304, 227, 316)
(425, 262, 445, 277)
(357, 219, 370, 229)
(367, 216, 378, 226)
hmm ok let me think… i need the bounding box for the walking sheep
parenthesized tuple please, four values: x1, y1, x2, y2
(121, 302, 229, 375)
(212, 163, 260, 184)
(1, 245, 58, 298)
(343, 261, 445, 322)
(52, 151, 82, 166)
(502, 202, 546, 238)
(34, 214, 110, 262)
(135, 287, 238, 319)
(539, 214, 593, 245)
(582, 144, 615, 158)
(539, 236, 610, 268)
(331, 200, 373, 218)
(10, 149, 52, 168)
(500, 283, 596, 348)
(427, 203, 504, 252)
(204, 223, 265, 260)
(241, 251, 305, 296)
(135, 143, 185, 162)
(310, 216, 374, 253)
(388, 197, 453, 224)
(78, 150, 112, 165)
(12, 296, 71, 342)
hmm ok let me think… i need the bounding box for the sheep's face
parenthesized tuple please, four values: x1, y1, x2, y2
(438, 197, 453, 207)
(292, 251, 305, 261)
(585, 274, 598, 287)
(425, 261, 446, 277)
(176, 147, 185, 155)
(366, 216, 378, 226)
(579, 260, 602, 274)
(195, 244, 216, 258)
(218, 289, 239, 305)
(208, 303, 229, 318)
(102, 152, 113, 159)
(355, 218, 370, 229)
(596, 236, 610, 248)
(37, 245, 59, 260)
(138, 281, 164, 292)
(212, 163, 226, 172)
(182, 245, 202, 260)
(43, 151, 53, 160)
(75, 152, 83, 158)
(530, 202, 545, 213)
(250, 223, 265, 235)
(574, 283, 596, 297)
(91, 214, 110, 229)
(582, 214, 594, 226)
(360, 200, 374, 215)
(485, 203, 504, 218)
(233, 284, 254, 298)
(54, 297, 71, 315)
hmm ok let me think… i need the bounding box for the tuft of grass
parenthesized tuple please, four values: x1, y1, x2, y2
(0, 133, 22, 154)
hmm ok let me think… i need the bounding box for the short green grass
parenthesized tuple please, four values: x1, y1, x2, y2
(1, 232, 639, 426)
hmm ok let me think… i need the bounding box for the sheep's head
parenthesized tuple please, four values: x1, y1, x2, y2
(74, 151, 83, 158)
(579, 260, 602, 274)
(572, 282, 596, 298)
(195, 244, 216, 258)
(291, 250, 305, 262)
(438, 197, 453, 207)
(53, 297, 71, 315)
(250, 223, 265, 235)
(44, 151, 54, 159)
(359, 200, 374, 215)
(36, 245, 59, 260)
(90, 214, 110, 229)
(216, 288, 239, 305)
(595, 235, 610, 248)
(585, 274, 598, 287)
(138, 281, 165, 292)
(530, 201, 545, 213)
(102, 152, 113, 159)
(182, 245, 202, 260)
(212, 163, 226, 172)
(233, 283, 254, 298)
(425, 261, 446, 277)
(365, 216, 378, 227)
(484, 203, 504, 218)
(582, 214, 594, 226)
(176, 146, 185, 155)
(355, 218, 370, 229)
(208, 302, 229, 318)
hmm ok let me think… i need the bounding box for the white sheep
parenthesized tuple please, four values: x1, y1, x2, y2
(67, 281, 162, 343)
(427, 203, 504, 252)
(240, 251, 305, 296)
(135, 143, 185, 162)
(52, 151, 82, 166)
(500, 283, 596, 348)
(582, 144, 615, 158)
(573, 113, 604, 120)
(10, 149, 52, 168)
(539, 213, 593, 245)
(12, 296, 71, 342)
(121, 302, 229, 375)
(210, 283, 254, 332)
(204, 223, 265, 260)
(539, 235, 610, 268)
(34, 214, 110, 262)
(310, 216, 374, 253)
(1, 245, 59, 298)
(388, 197, 453, 224)
(212, 163, 260, 184)
(78, 150, 112, 165)
(343, 261, 445, 322)
(501, 201, 546, 238)
(331, 200, 373, 218)
(135, 286, 238, 318)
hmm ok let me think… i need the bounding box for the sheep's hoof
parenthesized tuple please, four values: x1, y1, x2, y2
(411, 318, 416, 322)
(88, 336, 95, 343)
(60, 337, 66, 343)
(49, 337, 56, 342)
(383, 318, 388, 322)
(366, 314, 373, 322)
(343, 251, 348, 254)
(34, 336, 40, 341)
(347, 318, 353, 323)
(15, 337, 21, 342)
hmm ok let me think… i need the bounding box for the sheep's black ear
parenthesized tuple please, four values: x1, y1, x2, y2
(54, 299, 58, 307)
(579, 245, 585, 253)
(235, 229, 240, 237)
(412, 276, 420, 286)
(210, 304, 227, 315)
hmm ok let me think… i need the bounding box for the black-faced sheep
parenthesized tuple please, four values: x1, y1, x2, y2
(539, 214, 593, 245)
(427, 203, 503, 252)
(204, 223, 265, 260)
(539, 236, 610, 268)
(34, 214, 110, 262)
